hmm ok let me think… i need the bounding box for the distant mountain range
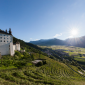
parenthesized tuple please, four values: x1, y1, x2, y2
(29, 36, 85, 48)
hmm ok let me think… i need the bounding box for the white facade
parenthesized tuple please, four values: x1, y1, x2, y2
(13, 43, 20, 51)
(0, 30, 20, 56)
(16, 43, 20, 51)
(0, 33, 13, 55)
(13, 42, 20, 55)
(13, 45, 16, 51)
(10, 42, 14, 56)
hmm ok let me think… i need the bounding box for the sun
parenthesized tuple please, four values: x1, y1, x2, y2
(71, 29, 78, 36)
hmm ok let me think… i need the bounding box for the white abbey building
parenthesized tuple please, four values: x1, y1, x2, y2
(0, 29, 20, 56)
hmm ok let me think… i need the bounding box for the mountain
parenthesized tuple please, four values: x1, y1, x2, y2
(29, 38, 66, 46)
(29, 36, 85, 47)
(66, 36, 85, 48)
(65, 36, 85, 47)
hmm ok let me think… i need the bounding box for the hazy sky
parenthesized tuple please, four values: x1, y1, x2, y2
(0, 0, 85, 42)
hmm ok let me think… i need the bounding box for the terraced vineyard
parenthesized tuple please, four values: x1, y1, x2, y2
(0, 56, 85, 85)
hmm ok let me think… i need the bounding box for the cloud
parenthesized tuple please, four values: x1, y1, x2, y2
(68, 36, 73, 38)
(35, 39, 39, 41)
(30, 38, 32, 40)
(54, 33, 62, 38)
(23, 39, 30, 42)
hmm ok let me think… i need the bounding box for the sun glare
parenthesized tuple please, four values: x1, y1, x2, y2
(71, 29, 78, 36)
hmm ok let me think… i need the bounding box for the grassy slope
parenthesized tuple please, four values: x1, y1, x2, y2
(0, 55, 85, 85)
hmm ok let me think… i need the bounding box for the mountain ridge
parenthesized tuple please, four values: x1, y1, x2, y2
(29, 36, 85, 47)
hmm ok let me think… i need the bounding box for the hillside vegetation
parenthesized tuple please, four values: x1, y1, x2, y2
(0, 37, 85, 85)
(0, 51, 85, 85)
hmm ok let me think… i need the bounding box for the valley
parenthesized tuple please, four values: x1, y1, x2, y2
(39, 45, 85, 69)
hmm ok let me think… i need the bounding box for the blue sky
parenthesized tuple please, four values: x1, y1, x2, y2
(0, 0, 85, 42)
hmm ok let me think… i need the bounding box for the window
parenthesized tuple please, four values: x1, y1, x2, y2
(4, 40, 5, 42)
(7, 38, 8, 39)
(7, 41, 8, 42)
(0, 40, 2, 42)
(4, 35, 5, 36)
(4, 38, 5, 39)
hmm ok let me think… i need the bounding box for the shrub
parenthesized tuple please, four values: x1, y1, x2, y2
(2, 60, 12, 67)
(0, 73, 15, 82)
(12, 72, 20, 77)
(77, 66, 81, 70)
(36, 61, 43, 67)
(14, 55, 19, 60)
(31, 54, 34, 60)
(15, 51, 21, 57)
(14, 61, 27, 68)
(42, 60, 46, 65)
(23, 52, 28, 56)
